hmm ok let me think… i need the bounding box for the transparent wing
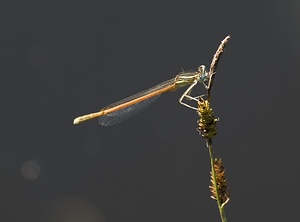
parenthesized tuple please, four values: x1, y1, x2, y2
(98, 95, 160, 126)
(97, 78, 178, 126)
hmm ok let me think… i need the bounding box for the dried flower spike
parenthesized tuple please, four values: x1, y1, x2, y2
(209, 157, 230, 206)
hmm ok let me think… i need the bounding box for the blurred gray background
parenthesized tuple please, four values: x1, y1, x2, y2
(1, 0, 299, 221)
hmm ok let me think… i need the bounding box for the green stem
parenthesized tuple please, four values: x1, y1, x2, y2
(207, 139, 227, 222)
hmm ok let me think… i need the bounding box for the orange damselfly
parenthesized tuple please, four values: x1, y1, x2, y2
(73, 65, 210, 126)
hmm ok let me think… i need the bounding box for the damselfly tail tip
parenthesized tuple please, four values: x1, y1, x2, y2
(73, 117, 81, 125)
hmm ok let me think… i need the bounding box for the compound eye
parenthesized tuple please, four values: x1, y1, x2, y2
(198, 65, 207, 74)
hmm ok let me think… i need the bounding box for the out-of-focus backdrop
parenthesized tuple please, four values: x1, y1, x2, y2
(1, 1, 299, 221)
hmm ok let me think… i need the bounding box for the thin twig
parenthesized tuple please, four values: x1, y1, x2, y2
(198, 35, 231, 222)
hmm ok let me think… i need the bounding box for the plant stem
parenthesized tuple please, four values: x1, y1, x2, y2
(207, 139, 227, 222)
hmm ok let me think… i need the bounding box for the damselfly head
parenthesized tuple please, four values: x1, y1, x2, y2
(198, 65, 209, 82)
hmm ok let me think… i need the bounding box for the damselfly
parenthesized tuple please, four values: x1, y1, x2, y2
(73, 65, 210, 126)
